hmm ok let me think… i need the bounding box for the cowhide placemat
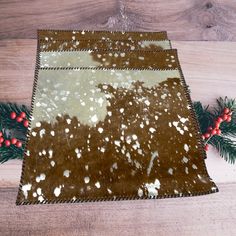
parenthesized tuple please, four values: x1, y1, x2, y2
(38, 30, 169, 41)
(16, 33, 218, 205)
(38, 30, 171, 51)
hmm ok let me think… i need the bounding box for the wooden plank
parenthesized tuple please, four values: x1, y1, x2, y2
(125, 0, 236, 41)
(0, 0, 117, 40)
(0, 160, 21, 187)
(0, 183, 235, 236)
(0, 39, 35, 104)
(1, 1, 236, 40)
(172, 41, 236, 105)
(0, 40, 236, 105)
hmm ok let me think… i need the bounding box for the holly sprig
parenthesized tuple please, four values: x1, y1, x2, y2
(0, 103, 30, 163)
(194, 97, 236, 164)
(202, 107, 232, 150)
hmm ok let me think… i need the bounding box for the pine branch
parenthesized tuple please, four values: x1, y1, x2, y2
(0, 144, 25, 163)
(209, 135, 236, 164)
(193, 101, 215, 133)
(194, 97, 236, 164)
(216, 97, 236, 111)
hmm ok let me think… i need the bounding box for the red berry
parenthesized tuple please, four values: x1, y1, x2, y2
(10, 111, 16, 119)
(216, 129, 221, 135)
(204, 133, 210, 138)
(214, 121, 220, 129)
(16, 116, 23, 122)
(0, 131, 2, 137)
(223, 108, 230, 114)
(204, 144, 209, 151)
(211, 129, 217, 135)
(0, 143, 2, 147)
(20, 112, 26, 118)
(4, 140, 11, 147)
(23, 120, 29, 127)
(222, 114, 228, 121)
(207, 126, 213, 132)
(16, 141, 22, 148)
(0, 137, 4, 143)
(216, 117, 223, 123)
(226, 116, 232, 122)
(11, 138, 17, 145)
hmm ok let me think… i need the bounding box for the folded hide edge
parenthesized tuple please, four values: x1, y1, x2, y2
(16, 37, 218, 206)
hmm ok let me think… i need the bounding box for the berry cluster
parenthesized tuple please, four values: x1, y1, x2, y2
(0, 131, 22, 148)
(0, 111, 28, 148)
(10, 111, 29, 127)
(202, 107, 232, 151)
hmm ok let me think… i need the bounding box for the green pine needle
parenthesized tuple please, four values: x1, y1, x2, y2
(0, 144, 25, 163)
(209, 135, 236, 164)
(193, 101, 214, 134)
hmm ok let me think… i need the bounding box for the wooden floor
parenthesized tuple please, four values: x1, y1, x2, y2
(0, 1, 236, 235)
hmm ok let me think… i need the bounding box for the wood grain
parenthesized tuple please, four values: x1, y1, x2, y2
(0, 39, 35, 104)
(0, 39, 236, 105)
(1, 0, 236, 40)
(172, 41, 236, 105)
(125, 0, 236, 41)
(0, 183, 235, 236)
(0, 0, 117, 39)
